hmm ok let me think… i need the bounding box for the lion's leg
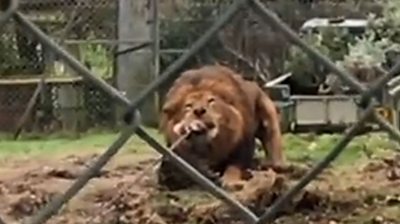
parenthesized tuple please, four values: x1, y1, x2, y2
(220, 139, 255, 190)
(220, 165, 244, 189)
(256, 94, 286, 168)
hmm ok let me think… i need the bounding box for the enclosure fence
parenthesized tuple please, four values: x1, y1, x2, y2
(1, 0, 400, 224)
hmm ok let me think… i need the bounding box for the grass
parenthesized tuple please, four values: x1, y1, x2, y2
(283, 132, 397, 165)
(0, 128, 397, 166)
(1, 128, 399, 224)
(0, 128, 163, 159)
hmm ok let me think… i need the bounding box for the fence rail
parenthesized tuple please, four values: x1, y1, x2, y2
(1, 0, 400, 224)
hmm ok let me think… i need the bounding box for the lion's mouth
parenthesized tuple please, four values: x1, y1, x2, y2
(204, 121, 218, 139)
(192, 120, 217, 137)
(186, 121, 217, 159)
(173, 119, 218, 140)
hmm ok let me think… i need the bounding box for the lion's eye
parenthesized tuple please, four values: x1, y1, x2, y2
(208, 98, 215, 104)
(184, 103, 193, 110)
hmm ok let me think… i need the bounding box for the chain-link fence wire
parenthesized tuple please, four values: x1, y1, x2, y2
(2, 77, 85, 135)
(11, 1, 261, 223)
(0, 0, 119, 134)
(247, 0, 400, 222)
(123, 1, 400, 224)
(3, 1, 400, 224)
(0, 78, 117, 134)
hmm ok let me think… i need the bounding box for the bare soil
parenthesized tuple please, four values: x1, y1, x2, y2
(0, 151, 399, 224)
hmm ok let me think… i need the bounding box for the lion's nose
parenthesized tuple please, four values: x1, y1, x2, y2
(193, 107, 206, 117)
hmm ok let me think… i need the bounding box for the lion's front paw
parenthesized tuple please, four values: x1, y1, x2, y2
(221, 178, 246, 191)
(220, 165, 246, 191)
(262, 160, 292, 173)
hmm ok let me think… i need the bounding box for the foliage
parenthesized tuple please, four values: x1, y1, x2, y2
(0, 39, 24, 76)
(284, 32, 330, 86)
(335, 0, 400, 81)
(283, 0, 400, 88)
(340, 34, 399, 71)
(80, 44, 113, 79)
(284, 27, 359, 86)
(368, 0, 400, 43)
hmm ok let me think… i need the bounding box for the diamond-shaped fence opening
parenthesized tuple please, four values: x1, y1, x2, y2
(1, 0, 400, 224)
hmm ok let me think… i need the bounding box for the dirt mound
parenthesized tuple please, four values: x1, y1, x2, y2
(153, 154, 400, 224)
(0, 152, 399, 224)
(84, 182, 164, 224)
(8, 187, 58, 218)
(154, 168, 355, 224)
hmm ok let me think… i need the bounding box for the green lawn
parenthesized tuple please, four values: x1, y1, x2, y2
(0, 128, 162, 158)
(282, 132, 397, 165)
(0, 128, 397, 165)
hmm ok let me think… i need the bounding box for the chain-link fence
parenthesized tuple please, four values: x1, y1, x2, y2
(0, 0, 384, 134)
(1, 0, 400, 223)
(0, 0, 118, 134)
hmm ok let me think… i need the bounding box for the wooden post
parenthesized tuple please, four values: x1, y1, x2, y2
(56, 44, 82, 134)
(116, 0, 157, 126)
(151, 0, 161, 117)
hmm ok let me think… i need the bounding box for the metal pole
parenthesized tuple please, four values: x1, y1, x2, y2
(151, 0, 160, 112)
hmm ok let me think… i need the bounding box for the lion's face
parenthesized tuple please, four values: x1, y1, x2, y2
(161, 83, 246, 163)
(172, 90, 223, 139)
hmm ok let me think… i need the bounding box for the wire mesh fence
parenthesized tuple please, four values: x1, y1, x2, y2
(0, 0, 118, 134)
(0, 77, 116, 133)
(1, 0, 400, 224)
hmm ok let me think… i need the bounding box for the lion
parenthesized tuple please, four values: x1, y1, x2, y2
(159, 64, 285, 189)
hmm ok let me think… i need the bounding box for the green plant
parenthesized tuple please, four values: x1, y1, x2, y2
(341, 35, 399, 70)
(80, 44, 113, 79)
(334, 0, 400, 81)
(284, 32, 331, 86)
(0, 38, 26, 76)
(368, 0, 400, 43)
